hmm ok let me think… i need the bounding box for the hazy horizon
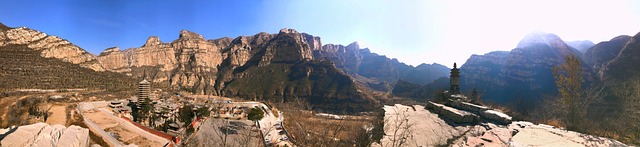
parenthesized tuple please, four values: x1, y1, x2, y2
(1, 0, 640, 68)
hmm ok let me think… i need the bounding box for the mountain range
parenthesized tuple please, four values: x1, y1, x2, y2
(0, 23, 450, 112)
(2, 21, 640, 113)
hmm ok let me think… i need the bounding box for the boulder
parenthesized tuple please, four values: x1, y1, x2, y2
(57, 125, 90, 147)
(0, 123, 48, 146)
(481, 110, 512, 125)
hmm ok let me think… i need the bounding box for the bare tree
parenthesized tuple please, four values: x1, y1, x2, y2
(316, 119, 346, 146)
(613, 81, 640, 143)
(383, 106, 413, 147)
(213, 119, 232, 147)
(234, 123, 259, 147)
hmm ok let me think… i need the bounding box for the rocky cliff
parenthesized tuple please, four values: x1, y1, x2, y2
(95, 28, 377, 112)
(0, 25, 105, 71)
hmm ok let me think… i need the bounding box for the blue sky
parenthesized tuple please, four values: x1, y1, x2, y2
(2, 0, 640, 67)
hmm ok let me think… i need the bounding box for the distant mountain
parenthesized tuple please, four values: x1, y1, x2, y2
(315, 42, 450, 92)
(601, 32, 640, 83)
(0, 22, 450, 112)
(460, 32, 588, 103)
(566, 40, 595, 53)
(583, 35, 632, 73)
(392, 77, 449, 100)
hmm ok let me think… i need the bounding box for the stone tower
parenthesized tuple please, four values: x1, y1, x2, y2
(449, 63, 461, 94)
(138, 79, 151, 101)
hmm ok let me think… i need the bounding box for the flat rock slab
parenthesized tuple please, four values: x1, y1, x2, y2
(0, 123, 89, 147)
(375, 104, 471, 146)
(427, 102, 479, 123)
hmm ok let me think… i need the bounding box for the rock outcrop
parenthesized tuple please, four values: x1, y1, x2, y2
(258, 28, 315, 66)
(143, 36, 162, 47)
(97, 47, 130, 72)
(376, 104, 627, 147)
(0, 123, 89, 147)
(0, 26, 105, 71)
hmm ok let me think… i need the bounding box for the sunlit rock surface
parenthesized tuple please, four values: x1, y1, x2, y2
(376, 104, 627, 147)
(0, 123, 89, 147)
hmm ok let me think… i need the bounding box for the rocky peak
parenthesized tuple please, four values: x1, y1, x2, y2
(179, 30, 205, 40)
(279, 28, 299, 34)
(208, 37, 233, 47)
(516, 32, 567, 49)
(143, 36, 162, 47)
(566, 40, 595, 53)
(99, 47, 121, 55)
(346, 42, 360, 50)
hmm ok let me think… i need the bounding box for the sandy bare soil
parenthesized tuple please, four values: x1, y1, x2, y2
(190, 119, 261, 147)
(83, 109, 164, 147)
(45, 105, 67, 125)
(0, 95, 29, 127)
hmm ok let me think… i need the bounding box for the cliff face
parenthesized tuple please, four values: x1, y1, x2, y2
(460, 33, 588, 103)
(0, 26, 105, 71)
(95, 28, 374, 112)
(97, 47, 129, 72)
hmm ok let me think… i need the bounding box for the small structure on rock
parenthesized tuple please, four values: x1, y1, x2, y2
(427, 63, 512, 125)
(449, 62, 461, 95)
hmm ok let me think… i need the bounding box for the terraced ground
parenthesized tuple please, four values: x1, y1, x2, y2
(0, 44, 135, 95)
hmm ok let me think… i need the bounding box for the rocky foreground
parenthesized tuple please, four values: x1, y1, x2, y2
(0, 123, 89, 147)
(377, 104, 627, 147)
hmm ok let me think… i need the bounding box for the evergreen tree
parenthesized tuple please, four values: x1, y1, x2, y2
(247, 107, 264, 122)
(552, 54, 584, 130)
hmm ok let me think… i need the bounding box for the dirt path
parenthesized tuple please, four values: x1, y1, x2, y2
(45, 105, 67, 125)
